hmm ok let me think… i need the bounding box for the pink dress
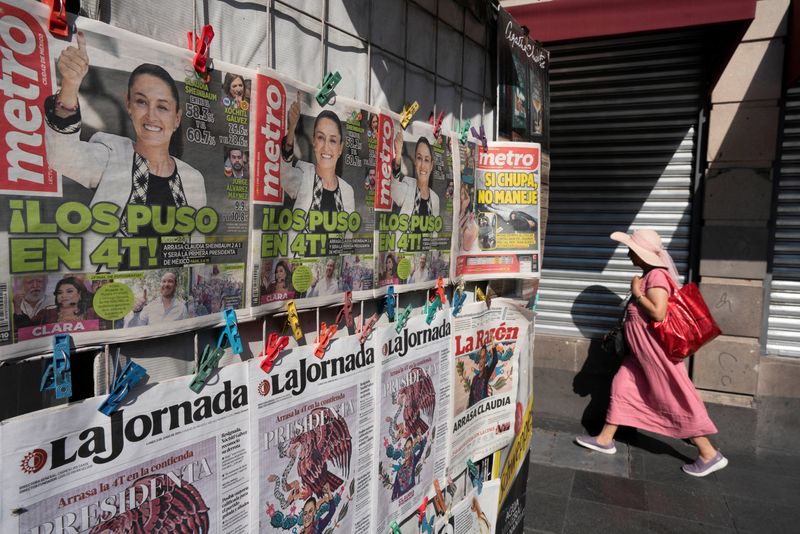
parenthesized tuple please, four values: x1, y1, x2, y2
(606, 268, 717, 439)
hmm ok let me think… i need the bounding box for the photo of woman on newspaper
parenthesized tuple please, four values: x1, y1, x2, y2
(280, 92, 355, 225)
(391, 133, 440, 218)
(44, 33, 207, 268)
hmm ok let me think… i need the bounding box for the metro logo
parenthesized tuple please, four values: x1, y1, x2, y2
(478, 145, 540, 171)
(374, 113, 393, 210)
(0, 4, 59, 194)
(254, 74, 285, 203)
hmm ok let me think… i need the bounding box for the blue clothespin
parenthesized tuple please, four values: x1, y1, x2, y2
(218, 308, 243, 355)
(421, 513, 434, 533)
(425, 295, 441, 325)
(470, 124, 488, 152)
(99, 352, 146, 416)
(389, 521, 401, 534)
(395, 304, 413, 334)
(190, 343, 226, 393)
(452, 285, 467, 317)
(532, 291, 540, 311)
(457, 119, 471, 144)
(40, 334, 72, 399)
(466, 459, 483, 495)
(316, 71, 341, 106)
(386, 286, 396, 321)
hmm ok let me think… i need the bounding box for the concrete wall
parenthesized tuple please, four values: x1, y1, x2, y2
(696, 0, 792, 396)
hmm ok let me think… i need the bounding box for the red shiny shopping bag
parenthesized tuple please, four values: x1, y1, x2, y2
(652, 281, 721, 360)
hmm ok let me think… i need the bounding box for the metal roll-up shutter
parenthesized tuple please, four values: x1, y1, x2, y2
(766, 86, 800, 357)
(536, 29, 705, 338)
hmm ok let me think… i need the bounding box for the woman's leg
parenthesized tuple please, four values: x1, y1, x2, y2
(690, 436, 717, 462)
(596, 423, 618, 445)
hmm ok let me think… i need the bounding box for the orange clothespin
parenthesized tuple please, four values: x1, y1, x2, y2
(260, 332, 289, 374)
(430, 111, 444, 138)
(314, 322, 337, 359)
(47, 0, 70, 38)
(432, 277, 447, 304)
(336, 291, 353, 328)
(432, 479, 446, 515)
(358, 313, 378, 344)
(188, 24, 215, 76)
(417, 496, 429, 524)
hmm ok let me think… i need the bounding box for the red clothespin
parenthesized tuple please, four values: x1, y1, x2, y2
(336, 291, 353, 329)
(314, 322, 338, 359)
(417, 495, 429, 524)
(188, 24, 215, 76)
(432, 479, 446, 515)
(358, 313, 378, 344)
(48, 0, 70, 38)
(431, 277, 447, 304)
(260, 332, 289, 374)
(430, 111, 444, 139)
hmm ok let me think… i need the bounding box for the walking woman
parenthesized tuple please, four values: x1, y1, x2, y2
(576, 228, 727, 477)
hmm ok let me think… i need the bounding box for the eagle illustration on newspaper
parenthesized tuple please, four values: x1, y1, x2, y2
(269, 406, 352, 507)
(379, 367, 436, 500)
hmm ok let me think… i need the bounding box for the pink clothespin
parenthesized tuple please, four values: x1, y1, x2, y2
(430, 111, 444, 139)
(358, 313, 378, 344)
(188, 24, 215, 77)
(260, 332, 289, 374)
(336, 291, 353, 329)
(314, 322, 338, 359)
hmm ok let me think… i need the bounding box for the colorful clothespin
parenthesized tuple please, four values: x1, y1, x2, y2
(188, 24, 215, 76)
(457, 119, 471, 144)
(425, 295, 441, 325)
(386, 286, 396, 321)
(532, 291, 540, 312)
(466, 459, 483, 495)
(400, 101, 419, 129)
(421, 513, 434, 533)
(260, 333, 289, 374)
(476, 286, 491, 308)
(99, 354, 146, 416)
(190, 344, 225, 393)
(219, 308, 243, 355)
(336, 291, 353, 329)
(389, 521, 401, 534)
(430, 111, 444, 138)
(432, 479, 446, 515)
(452, 280, 466, 317)
(316, 71, 342, 106)
(314, 322, 338, 359)
(358, 313, 378, 344)
(40, 334, 72, 399)
(470, 124, 488, 152)
(47, 0, 70, 38)
(286, 301, 303, 341)
(395, 304, 413, 333)
(417, 496, 429, 524)
(432, 277, 447, 304)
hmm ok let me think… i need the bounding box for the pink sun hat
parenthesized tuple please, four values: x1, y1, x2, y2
(610, 228, 680, 282)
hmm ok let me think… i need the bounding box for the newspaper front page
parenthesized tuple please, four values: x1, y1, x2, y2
(450, 301, 530, 468)
(249, 334, 377, 533)
(0, 362, 251, 533)
(372, 311, 452, 529)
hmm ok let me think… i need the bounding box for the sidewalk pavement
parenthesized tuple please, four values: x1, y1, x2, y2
(523, 415, 800, 533)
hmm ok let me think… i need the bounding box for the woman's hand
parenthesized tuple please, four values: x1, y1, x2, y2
(630, 275, 643, 299)
(56, 32, 89, 110)
(285, 91, 301, 147)
(394, 131, 403, 165)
